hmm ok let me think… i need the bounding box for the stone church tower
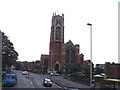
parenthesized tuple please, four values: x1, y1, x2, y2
(49, 13, 65, 71)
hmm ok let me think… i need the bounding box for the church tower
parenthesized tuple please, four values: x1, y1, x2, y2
(49, 13, 64, 71)
(50, 13, 64, 43)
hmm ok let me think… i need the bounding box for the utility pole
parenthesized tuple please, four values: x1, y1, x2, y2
(87, 23, 93, 89)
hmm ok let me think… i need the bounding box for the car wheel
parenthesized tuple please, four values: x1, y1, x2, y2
(50, 85, 52, 87)
(43, 83, 46, 87)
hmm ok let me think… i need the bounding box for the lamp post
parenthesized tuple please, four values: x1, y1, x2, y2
(87, 23, 93, 89)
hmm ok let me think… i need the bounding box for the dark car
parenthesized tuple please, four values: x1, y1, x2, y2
(43, 78, 52, 87)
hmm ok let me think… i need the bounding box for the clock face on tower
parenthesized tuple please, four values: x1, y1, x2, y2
(55, 27, 61, 41)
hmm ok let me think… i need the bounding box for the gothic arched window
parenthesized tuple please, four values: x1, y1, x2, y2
(56, 19, 61, 26)
(55, 27, 61, 41)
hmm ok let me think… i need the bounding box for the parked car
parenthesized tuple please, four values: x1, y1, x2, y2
(22, 71, 29, 75)
(43, 78, 52, 87)
(2, 73, 17, 87)
(50, 72, 59, 76)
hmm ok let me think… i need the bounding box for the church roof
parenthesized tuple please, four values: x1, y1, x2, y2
(66, 40, 74, 47)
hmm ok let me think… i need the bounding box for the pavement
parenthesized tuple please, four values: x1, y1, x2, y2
(50, 75, 90, 89)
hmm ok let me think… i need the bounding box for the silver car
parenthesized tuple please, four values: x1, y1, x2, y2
(50, 72, 59, 76)
(43, 78, 52, 87)
(22, 71, 29, 75)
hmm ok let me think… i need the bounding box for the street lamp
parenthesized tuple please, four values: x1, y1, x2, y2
(87, 23, 93, 89)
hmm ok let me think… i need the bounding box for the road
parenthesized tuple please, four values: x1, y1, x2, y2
(2, 70, 90, 89)
(3, 70, 61, 89)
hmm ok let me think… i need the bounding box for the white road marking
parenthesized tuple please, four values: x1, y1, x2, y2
(30, 81, 35, 88)
(27, 78, 35, 88)
(52, 82, 62, 88)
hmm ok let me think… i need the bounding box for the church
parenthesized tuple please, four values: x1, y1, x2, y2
(47, 13, 84, 72)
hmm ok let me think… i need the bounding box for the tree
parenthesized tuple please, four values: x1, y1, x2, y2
(1, 31, 19, 71)
(16, 62, 22, 70)
(64, 63, 82, 74)
(95, 67, 104, 74)
(81, 65, 90, 77)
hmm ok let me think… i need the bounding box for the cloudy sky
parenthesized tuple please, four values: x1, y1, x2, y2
(0, 0, 119, 64)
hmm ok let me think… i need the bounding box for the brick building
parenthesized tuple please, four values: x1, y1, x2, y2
(47, 13, 84, 72)
(41, 54, 49, 72)
(20, 61, 41, 71)
(105, 62, 120, 79)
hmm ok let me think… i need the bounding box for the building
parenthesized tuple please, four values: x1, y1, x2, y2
(20, 61, 41, 71)
(105, 62, 120, 79)
(47, 13, 84, 72)
(41, 54, 49, 72)
(83, 60, 94, 74)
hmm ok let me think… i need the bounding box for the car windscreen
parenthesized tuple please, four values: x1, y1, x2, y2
(5, 76, 15, 79)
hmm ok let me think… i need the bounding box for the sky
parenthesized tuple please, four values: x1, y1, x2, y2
(0, 0, 119, 65)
